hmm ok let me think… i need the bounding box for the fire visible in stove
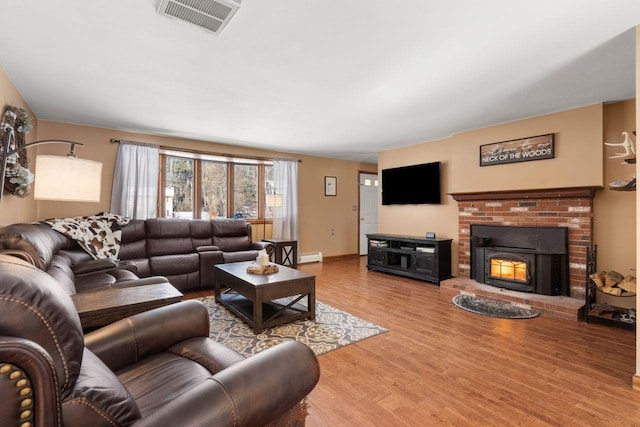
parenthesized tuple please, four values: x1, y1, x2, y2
(489, 258, 529, 283)
(471, 224, 568, 296)
(484, 250, 535, 292)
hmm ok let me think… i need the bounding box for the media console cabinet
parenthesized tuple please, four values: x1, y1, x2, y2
(366, 233, 452, 284)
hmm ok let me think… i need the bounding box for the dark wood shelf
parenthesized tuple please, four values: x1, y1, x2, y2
(586, 306, 635, 330)
(366, 234, 452, 284)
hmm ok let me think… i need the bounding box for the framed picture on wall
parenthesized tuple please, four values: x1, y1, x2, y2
(324, 176, 337, 196)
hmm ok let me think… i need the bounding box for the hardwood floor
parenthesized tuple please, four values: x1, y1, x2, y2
(293, 257, 640, 426)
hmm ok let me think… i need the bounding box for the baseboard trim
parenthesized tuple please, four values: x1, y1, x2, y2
(322, 254, 359, 263)
(632, 375, 640, 391)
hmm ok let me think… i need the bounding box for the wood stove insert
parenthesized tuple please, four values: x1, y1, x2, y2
(471, 224, 568, 296)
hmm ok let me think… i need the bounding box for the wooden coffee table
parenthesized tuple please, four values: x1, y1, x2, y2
(71, 282, 183, 330)
(215, 261, 315, 333)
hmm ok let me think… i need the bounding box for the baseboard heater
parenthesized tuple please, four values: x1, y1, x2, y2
(299, 252, 322, 264)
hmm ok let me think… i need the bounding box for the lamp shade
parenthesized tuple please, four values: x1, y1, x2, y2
(266, 193, 283, 208)
(33, 155, 103, 202)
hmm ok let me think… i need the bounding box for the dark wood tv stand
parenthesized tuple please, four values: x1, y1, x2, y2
(366, 234, 452, 284)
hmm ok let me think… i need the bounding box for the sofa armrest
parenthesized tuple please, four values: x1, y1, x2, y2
(196, 245, 220, 252)
(110, 276, 170, 289)
(198, 249, 224, 289)
(0, 336, 62, 427)
(251, 241, 274, 258)
(72, 258, 117, 275)
(84, 300, 209, 372)
(132, 341, 320, 427)
(115, 260, 138, 275)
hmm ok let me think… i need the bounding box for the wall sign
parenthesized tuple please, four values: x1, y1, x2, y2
(479, 133, 554, 166)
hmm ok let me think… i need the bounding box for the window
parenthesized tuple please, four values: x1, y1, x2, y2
(201, 161, 227, 218)
(159, 152, 273, 222)
(233, 164, 258, 219)
(264, 165, 274, 218)
(164, 157, 194, 219)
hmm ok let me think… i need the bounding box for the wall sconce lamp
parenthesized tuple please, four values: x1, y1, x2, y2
(0, 119, 103, 204)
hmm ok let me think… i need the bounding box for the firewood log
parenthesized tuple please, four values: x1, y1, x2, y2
(589, 271, 606, 287)
(605, 270, 624, 287)
(602, 285, 623, 296)
(617, 276, 636, 294)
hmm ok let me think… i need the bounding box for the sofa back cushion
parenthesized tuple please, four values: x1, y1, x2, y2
(119, 219, 147, 260)
(190, 219, 214, 249)
(211, 219, 252, 252)
(146, 219, 194, 256)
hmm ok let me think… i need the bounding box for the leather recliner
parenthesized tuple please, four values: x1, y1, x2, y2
(0, 254, 320, 426)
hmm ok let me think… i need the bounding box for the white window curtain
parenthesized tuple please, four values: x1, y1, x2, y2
(272, 159, 298, 240)
(110, 142, 159, 219)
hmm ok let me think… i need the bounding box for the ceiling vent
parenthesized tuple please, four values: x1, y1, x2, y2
(157, 0, 241, 35)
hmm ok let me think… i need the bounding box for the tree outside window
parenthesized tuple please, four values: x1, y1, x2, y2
(201, 161, 227, 218)
(165, 157, 194, 219)
(233, 164, 258, 219)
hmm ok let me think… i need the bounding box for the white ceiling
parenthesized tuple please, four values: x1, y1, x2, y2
(0, 1, 639, 164)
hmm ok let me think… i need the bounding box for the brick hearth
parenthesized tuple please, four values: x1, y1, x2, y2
(440, 277, 584, 320)
(451, 187, 600, 302)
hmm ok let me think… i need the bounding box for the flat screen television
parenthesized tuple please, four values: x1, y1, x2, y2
(381, 161, 441, 205)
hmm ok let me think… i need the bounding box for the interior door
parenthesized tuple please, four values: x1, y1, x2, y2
(359, 172, 379, 255)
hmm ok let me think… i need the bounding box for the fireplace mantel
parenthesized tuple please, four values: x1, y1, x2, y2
(450, 186, 601, 202)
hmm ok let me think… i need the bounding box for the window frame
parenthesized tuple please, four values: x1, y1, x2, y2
(159, 150, 273, 224)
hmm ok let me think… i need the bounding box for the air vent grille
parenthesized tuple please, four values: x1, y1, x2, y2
(158, 0, 241, 35)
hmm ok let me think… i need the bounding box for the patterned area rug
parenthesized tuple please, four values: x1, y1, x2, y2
(452, 294, 540, 319)
(198, 296, 387, 357)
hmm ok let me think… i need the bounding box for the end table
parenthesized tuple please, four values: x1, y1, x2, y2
(71, 282, 183, 330)
(263, 238, 298, 268)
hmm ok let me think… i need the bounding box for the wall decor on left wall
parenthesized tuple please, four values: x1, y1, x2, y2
(0, 106, 103, 204)
(0, 106, 34, 197)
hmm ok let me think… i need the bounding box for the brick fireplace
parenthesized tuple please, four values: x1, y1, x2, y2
(450, 187, 599, 300)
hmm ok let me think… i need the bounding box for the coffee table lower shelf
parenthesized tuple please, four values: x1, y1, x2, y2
(217, 291, 313, 333)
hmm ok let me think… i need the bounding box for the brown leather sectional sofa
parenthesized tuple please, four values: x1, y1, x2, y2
(0, 254, 320, 426)
(0, 217, 274, 294)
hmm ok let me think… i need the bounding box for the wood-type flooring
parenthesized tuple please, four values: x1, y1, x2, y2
(295, 257, 640, 426)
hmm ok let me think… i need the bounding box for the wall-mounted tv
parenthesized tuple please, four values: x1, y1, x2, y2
(381, 161, 441, 205)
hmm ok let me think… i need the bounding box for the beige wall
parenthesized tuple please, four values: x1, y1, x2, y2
(13, 120, 375, 258)
(595, 101, 636, 275)
(297, 154, 375, 257)
(0, 66, 38, 224)
(450, 104, 604, 192)
(378, 103, 633, 276)
(377, 137, 458, 267)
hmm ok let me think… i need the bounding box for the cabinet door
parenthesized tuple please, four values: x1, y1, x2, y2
(368, 247, 386, 266)
(413, 253, 436, 276)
